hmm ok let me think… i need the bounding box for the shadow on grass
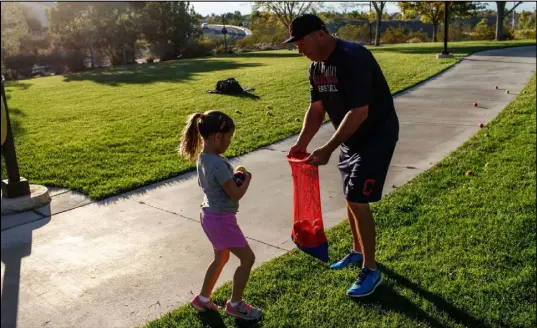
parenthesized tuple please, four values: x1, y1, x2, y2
(196, 311, 261, 328)
(207, 91, 261, 100)
(232, 52, 301, 59)
(197, 311, 226, 328)
(62, 59, 265, 86)
(4, 82, 32, 101)
(3, 106, 27, 138)
(352, 264, 490, 328)
(4, 81, 31, 91)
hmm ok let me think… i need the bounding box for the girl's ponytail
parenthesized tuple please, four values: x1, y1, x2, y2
(178, 113, 203, 161)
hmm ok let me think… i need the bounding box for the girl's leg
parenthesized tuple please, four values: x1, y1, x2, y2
(229, 245, 255, 303)
(200, 248, 230, 298)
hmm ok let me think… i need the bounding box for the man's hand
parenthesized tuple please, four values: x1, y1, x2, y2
(288, 142, 307, 157)
(306, 146, 332, 166)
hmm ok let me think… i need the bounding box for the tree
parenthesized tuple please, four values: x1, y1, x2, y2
(47, 2, 98, 67)
(245, 11, 288, 44)
(251, 2, 321, 29)
(390, 12, 403, 20)
(399, 2, 482, 42)
(399, 2, 443, 41)
(495, 1, 523, 40)
(138, 2, 200, 61)
(1, 2, 30, 58)
(518, 10, 536, 30)
(340, 2, 363, 14)
(343, 10, 369, 21)
(93, 2, 142, 65)
(372, 2, 386, 46)
(22, 5, 43, 34)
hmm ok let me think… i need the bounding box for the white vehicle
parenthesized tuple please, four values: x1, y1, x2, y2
(201, 23, 208, 29)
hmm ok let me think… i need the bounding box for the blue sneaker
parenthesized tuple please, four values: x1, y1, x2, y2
(347, 267, 382, 298)
(330, 251, 363, 270)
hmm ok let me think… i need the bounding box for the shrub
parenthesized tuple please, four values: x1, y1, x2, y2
(338, 24, 369, 43)
(514, 29, 537, 39)
(381, 25, 408, 44)
(3, 49, 87, 78)
(150, 43, 176, 62)
(438, 24, 471, 42)
(473, 18, 496, 40)
(181, 36, 216, 58)
(3, 53, 36, 77)
(407, 29, 429, 43)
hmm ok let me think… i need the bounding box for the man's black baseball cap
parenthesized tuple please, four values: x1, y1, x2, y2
(283, 14, 327, 44)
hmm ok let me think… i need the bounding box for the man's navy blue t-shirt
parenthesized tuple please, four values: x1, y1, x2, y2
(309, 39, 397, 150)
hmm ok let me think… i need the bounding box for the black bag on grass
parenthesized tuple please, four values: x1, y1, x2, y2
(215, 78, 244, 94)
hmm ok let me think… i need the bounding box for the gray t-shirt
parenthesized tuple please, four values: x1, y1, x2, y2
(197, 153, 239, 213)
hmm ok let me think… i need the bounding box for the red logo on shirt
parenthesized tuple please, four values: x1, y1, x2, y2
(362, 179, 376, 196)
(313, 64, 338, 93)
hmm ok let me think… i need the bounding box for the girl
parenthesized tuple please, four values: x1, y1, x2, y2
(178, 110, 262, 321)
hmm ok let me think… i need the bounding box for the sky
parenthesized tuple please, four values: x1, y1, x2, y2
(190, 1, 537, 16)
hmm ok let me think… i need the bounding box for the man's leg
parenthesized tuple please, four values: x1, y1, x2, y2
(347, 204, 363, 253)
(347, 201, 376, 269)
(345, 200, 382, 298)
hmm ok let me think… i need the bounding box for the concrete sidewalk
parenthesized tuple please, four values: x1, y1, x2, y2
(1, 46, 535, 328)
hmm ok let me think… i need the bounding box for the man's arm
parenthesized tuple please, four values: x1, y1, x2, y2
(306, 105, 368, 165)
(295, 100, 326, 148)
(322, 105, 368, 153)
(289, 64, 326, 155)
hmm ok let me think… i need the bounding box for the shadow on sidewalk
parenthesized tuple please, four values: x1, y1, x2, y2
(1, 206, 52, 328)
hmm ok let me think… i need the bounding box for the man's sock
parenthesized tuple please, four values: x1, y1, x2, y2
(199, 295, 210, 302)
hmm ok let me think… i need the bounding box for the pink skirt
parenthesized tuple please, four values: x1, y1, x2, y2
(200, 208, 248, 250)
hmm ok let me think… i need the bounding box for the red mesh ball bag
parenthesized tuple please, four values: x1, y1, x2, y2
(287, 152, 329, 262)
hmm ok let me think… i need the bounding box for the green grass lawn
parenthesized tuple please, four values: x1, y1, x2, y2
(144, 74, 536, 328)
(2, 40, 534, 199)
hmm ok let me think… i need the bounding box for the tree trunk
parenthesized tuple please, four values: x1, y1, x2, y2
(375, 16, 381, 46)
(89, 40, 96, 69)
(372, 2, 385, 46)
(496, 2, 505, 41)
(432, 23, 438, 42)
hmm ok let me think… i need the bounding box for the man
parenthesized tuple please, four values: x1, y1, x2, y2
(285, 14, 399, 297)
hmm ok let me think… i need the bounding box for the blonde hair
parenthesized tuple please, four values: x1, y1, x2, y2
(178, 110, 235, 161)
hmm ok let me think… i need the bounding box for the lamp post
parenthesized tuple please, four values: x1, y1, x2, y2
(442, 1, 449, 55)
(222, 15, 228, 53)
(437, 1, 454, 59)
(1, 75, 30, 198)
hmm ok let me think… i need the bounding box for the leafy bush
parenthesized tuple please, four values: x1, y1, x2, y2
(3, 49, 87, 78)
(514, 29, 537, 39)
(381, 25, 408, 44)
(338, 24, 369, 43)
(150, 43, 176, 61)
(181, 36, 216, 58)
